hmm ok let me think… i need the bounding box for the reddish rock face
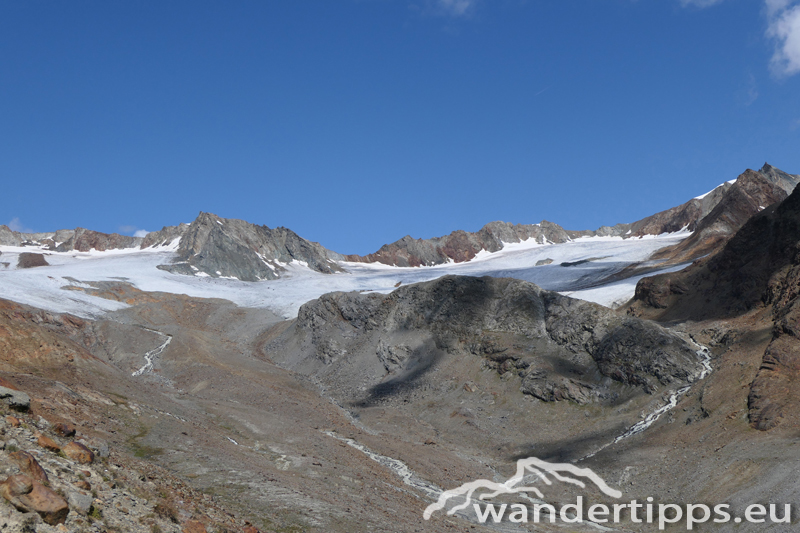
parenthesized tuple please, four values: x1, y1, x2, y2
(0, 474, 70, 525)
(63, 441, 95, 464)
(9, 451, 49, 484)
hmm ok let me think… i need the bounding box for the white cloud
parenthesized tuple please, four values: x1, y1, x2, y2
(7, 218, 34, 234)
(767, 1, 800, 76)
(417, 0, 476, 17)
(437, 0, 475, 16)
(679, 0, 726, 7)
(679, 0, 800, 77)
(119, 225, 150, 238)
(766, 0, 792, 17)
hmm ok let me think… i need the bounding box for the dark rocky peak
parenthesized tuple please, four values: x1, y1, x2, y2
(158, 212, 344, 281)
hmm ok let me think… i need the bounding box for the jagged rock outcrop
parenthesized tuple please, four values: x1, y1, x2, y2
(267, 275, 704, 405)
(158, 212, 344, 281)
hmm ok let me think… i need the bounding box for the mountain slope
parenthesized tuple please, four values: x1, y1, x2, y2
(629, 179, 800, 431)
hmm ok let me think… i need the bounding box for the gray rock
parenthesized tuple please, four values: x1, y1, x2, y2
(0, 387, 30, 411)
(67, 491, 94, 514)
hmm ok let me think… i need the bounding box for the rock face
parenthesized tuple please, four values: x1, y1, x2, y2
(630, 177, 800, 430)
(267, 275, 704, 405)
(158, 212, 344, 281)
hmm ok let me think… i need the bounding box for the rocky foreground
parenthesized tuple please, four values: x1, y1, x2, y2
(0, 383, 261, 533)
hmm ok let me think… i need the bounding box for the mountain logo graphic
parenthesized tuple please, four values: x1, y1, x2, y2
(423, 457, 622, 520)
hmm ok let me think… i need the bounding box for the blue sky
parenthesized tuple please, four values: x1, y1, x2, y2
(1, 0, 799, 254)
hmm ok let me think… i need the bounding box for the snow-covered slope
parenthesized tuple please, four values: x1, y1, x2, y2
(0, 230, 690, 318)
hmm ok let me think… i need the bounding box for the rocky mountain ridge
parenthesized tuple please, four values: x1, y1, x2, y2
(345, 163, 799, 268)
(1, 163, 797, 286)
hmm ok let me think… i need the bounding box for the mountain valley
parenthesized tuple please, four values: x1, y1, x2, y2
(1, 164, 800, 532)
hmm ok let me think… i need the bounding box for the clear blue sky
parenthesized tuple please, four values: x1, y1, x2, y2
(1, 0, 799, 254)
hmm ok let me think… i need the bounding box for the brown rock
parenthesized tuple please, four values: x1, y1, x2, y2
(37, 433, 61, 452)
(53, 423, 76, 438)
(0, 474, 33, 499)
(62, 441, 94, 464)
(0, 474, 70, 525)
(5, 415, 20, 427)
(17, 252, 50, 269)
(182, 519, 208, 533)
(9, 451, 49, 484)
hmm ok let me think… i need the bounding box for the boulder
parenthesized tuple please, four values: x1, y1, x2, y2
(66, 491, 93, 515)
(0, 474, 70, 525)
(8, 451, 49, 484)
(62, 442, 94, 464)
(0, 387, 30, 411)
(36, 434, 60, 453)
(53, 424, 76, 438)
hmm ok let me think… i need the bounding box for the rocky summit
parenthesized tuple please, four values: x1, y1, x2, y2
(156, 212, 344, 281)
